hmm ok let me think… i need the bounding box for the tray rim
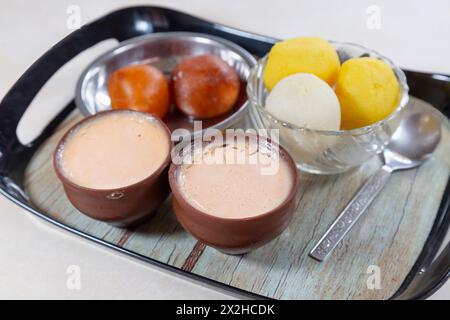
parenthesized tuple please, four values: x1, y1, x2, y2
(0, 5, 448, 300)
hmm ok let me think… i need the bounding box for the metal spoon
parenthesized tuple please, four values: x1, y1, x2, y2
(309, 111, 442, 261)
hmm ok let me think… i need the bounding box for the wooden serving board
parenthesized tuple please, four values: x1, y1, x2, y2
(24, 97, 450, 299)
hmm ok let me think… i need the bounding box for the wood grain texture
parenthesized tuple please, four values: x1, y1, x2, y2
(24, 98, 450, 299)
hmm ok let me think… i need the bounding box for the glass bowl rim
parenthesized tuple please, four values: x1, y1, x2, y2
(247, 40, 410, 137)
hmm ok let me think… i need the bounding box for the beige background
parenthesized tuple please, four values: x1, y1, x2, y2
(0, 0, 448, 299)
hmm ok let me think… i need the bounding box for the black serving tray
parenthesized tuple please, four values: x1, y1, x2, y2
(0, 6, 448, 300)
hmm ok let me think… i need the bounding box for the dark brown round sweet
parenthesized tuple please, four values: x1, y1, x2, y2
(171, 54, 240, 119)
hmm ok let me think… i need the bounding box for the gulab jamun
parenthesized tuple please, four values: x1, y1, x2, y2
(108, 64, 170, 118)
(171, 54, 240, 119)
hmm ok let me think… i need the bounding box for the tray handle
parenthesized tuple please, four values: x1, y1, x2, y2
(0, 16, 113, 158)
(0, 6, 275, 170)
(0, 7, 169, 174)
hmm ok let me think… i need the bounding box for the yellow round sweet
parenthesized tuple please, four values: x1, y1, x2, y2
(263, 37, 340, 91)
(335, 57, 400, 130)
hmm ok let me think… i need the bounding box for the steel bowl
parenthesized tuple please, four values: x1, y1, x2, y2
(75, 32, 256, 140)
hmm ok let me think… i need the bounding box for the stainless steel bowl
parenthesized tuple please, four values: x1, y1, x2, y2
(75, 32, 256, 140)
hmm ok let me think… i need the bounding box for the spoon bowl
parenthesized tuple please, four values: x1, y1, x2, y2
(383, 112, 442, 171)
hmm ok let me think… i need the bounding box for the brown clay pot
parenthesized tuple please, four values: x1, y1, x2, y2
(168, 133, 299, 254)
(53, 109, 173, 227)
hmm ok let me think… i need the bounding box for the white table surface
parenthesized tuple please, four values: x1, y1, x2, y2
(0, 0, 448, 299)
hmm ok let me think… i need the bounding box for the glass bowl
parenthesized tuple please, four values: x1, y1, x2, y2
(247, 41, 409, 174)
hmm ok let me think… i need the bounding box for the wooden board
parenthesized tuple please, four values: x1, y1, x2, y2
(24, 97, 450, 299)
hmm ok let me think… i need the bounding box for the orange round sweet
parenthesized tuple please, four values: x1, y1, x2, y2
(108, 64, 169, 118)
(172, 54, 240, 119)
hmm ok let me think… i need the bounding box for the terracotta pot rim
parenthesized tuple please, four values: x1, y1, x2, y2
(168, 132, 299, 223)
(53, 109, 173, 193)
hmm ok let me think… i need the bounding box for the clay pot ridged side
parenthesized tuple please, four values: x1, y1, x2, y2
(169, 133, 299, 254)
(61, 166, 170, 227)
(173, 193, 296, 254)
(53, 109, 173, 227)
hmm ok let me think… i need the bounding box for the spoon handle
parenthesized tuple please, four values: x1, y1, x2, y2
(309, 166, 392, 261)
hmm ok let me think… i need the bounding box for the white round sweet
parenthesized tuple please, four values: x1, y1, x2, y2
(265, 73, 341, 131)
